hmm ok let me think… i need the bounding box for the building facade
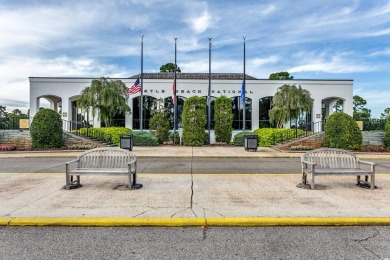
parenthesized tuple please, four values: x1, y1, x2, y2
(29, 73, 353, 142)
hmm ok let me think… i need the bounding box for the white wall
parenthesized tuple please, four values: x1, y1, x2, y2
(30, 77, 353, 134)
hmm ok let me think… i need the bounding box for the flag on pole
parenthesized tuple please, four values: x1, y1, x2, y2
(128, 76, 141, 95)
(172, 81, 175, 104)
(240, 80, 245, 104)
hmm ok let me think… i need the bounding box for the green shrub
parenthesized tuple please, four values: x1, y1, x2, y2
(79, 127, 131, 146)
(182, 96, 207, 146)
(233, 131, 255, 146)
(384, 119, 390, 147)
(324, 112, 362, 150)
(204, 132, 210, 145)
(149, 99, 170, 144)
(254, 128, 305, 147)
(132, 131, 158, 146)
(214, 96, 233, 144)
(30, 108, 63, 148)
(169, 131, 180, 144)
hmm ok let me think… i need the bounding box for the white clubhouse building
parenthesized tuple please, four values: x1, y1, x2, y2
(29, 73, 353, 140)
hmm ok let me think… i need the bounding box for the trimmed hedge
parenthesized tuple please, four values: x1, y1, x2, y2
(324, 112, 362, 150)
(254, 128, 305, 147)
(132, 131, 158, 146)
(79, 127, 131, 146)
(214, 96, 233, 144)
(233, 131, 255, 146)
(182, 96, 207, 146)
(30, 108, 63, 148)
(169, 131, 180, 144)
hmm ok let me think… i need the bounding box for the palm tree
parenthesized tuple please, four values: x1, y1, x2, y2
(77, 78, 131, 127)
(269, 84, 313, 128)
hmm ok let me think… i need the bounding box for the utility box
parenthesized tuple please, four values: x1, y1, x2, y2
(244, 135, 258, 152)
(120, 134, 133, 151)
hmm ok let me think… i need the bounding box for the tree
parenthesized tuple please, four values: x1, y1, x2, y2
(77, 78, 131, 127)
(12, 109, 22, 116)
(353, 95, 371, 120)
(269, 71, 293, 80)
(269, 84, 313, 128)
(149, 98, 170, 144)
(381, 108, 390, 119)
(0, 105, 6, 118)
(160, 63, 181, 73)
(333, 99, 344, 112)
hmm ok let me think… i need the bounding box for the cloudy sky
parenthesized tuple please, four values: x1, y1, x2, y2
(1, 0, 390, 117)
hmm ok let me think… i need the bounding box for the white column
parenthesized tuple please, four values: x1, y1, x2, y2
(251, 99, 259, 130)
(125, 98, 133, 129)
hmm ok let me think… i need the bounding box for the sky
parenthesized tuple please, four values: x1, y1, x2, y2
(0, 0, 390, 117)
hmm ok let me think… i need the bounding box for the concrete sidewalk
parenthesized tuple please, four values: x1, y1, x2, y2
(1, 146, 390, 226)
(1, 146, 390, 159)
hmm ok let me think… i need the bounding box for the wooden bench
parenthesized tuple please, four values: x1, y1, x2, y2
(301, 148, 376, 190)
(65, 147, 141, 190)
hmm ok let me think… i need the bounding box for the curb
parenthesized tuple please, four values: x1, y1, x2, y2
(2, 217, 390, 227)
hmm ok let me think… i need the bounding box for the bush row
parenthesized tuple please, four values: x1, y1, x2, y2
(253, 128, 304, 147)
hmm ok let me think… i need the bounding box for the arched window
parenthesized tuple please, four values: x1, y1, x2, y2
(231, 96, 252, 130)
(133, 96, 157, 129)
(164, 96, 186, 129)
(259, 96, 273, 128)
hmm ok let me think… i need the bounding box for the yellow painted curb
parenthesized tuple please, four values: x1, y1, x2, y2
(2, 217, 390, 227)
(0, 218, 12, 225)
(206, 217, 390, 226)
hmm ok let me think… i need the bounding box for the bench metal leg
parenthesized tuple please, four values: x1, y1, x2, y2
(302, 172, 307, 184)
(310, 173, 315, 190)
(371, 174, 375, 190)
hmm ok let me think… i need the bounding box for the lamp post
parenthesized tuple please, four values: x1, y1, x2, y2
(208, 38, 212, 143)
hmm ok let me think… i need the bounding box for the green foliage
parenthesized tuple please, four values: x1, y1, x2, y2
(353, 95, 371, 120)
(254, 128, 305, 147)
(79, 127, 131, 145)
(233, 131, 255, 146)
(149, 99, 170, 144)
(324, 112, 362, 150)
(214, 96, 233, 144)
(30, 108, 63, 148)
(204, 132, 210, 145)
(333, 99, 344, 112)
(169, 131, 180, 144)
(132, 131, 158, 146)
(269, 84, 313, 128)
(160, 62, 181, 72)
(384, 119, 390, 147)
(269, 71, 293, 80)
(77, 78, 130, 127)
(381, 108, 390, 120)
(182, 96, 207, 146)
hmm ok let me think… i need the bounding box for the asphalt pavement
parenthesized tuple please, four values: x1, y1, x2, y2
(1, 146, 390, 226)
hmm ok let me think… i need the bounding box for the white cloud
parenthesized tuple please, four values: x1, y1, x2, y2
(189, 10, 212, 34)
(0, 56, 128, 113)
(369, 48, 390, 57)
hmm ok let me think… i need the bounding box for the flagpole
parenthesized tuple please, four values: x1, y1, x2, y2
(208, 38, 212, 143)
(140, 35, 144, 130)
(242, 36, 246, 131)
(173, 38, 177, 145)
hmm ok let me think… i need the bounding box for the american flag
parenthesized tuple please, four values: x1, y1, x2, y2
(128, 77, 141, 95)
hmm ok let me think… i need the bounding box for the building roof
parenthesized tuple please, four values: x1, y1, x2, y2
(130, 72, 257, 80)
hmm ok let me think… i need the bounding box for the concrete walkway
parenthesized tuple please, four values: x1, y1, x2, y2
(1, 146, 390, 226)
